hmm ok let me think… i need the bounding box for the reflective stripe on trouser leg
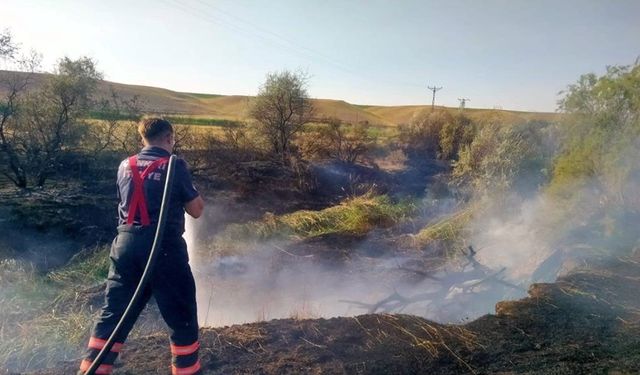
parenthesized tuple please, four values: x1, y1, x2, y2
(171, 340, 201, 374)
(152, 237, 201, 374)
(78, 336, 124, 374)
(81, 230, 153, 374)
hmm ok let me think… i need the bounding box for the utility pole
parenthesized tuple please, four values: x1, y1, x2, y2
(427, 85, 442, 110)
(458, 98, 470, 110)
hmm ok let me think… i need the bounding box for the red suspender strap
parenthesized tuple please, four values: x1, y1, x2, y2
(126, 155, 169, 226)
(127, 156, 144, 225)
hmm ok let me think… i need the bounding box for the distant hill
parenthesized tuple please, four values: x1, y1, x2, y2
(0, 70, 557, 125)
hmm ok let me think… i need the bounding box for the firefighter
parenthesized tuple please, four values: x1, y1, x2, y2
(79, 118, 205, 375)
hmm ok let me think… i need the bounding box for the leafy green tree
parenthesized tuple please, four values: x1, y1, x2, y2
(249, 70, 314, 161)
(399, 110, 474, 162)
(550, 63, 640, 211)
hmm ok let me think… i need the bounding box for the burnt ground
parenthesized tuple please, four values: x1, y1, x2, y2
(29, 255, 640, 375)
(0, 157, 442, 271)
(6, 159, 639, 374)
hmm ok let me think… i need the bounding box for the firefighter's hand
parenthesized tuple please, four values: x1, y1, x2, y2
(185, 195, 205, 218)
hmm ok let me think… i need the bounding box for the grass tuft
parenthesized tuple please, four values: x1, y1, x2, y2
(257, 193, 412, 239)
(48, 245, 110, 286)
(412, 205, 476, 257)
(208, 193, 415, 256)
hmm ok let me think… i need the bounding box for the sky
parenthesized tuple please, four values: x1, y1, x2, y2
(3, 0, 640, 112)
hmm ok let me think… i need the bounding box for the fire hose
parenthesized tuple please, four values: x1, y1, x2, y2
(84, 154, 177, 375)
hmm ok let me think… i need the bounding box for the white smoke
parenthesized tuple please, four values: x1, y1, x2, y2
(183, 176, 619, 328)
(184, 233, 410, 326)
(182, 194, 543, 327)
(471, 196, 555, 280)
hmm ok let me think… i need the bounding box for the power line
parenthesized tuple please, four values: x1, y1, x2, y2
(163, 0, 360, 79)
(194, 0, 425, 89)
(193, 0, 357, 75)
(427, 85, 442, 109)
(161, 0, 425, 91)
(458, 97, 470, 110)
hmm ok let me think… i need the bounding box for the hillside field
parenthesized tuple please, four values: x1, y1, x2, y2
(0, 70, 557, 126)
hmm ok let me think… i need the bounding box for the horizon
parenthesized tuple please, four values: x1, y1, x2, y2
(0, 68, 561, 114)
(3, 0, 640, 112)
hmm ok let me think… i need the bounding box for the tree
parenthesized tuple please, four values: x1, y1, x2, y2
(88, 87, 143, 154)
(249, 70, 314, 161)
(0, 29, 18, 60)
(299, 117, 376, 164)
(550, 63, 640, 209)
(0, 55, 102, 187)
(0, 31, 41, 187)
(535, 63, 640, 253)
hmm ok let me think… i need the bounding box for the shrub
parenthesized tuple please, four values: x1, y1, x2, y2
(452, 120, 552, 199)
(544, 63, 640, 252)
(399, 110, 475, 162)
(298, 117, 377, 164)
(399, 109, 452, 160)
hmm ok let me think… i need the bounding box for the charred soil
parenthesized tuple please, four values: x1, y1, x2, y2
(29, 256, 640, 375)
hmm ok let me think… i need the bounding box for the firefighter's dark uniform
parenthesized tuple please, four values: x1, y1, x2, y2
(79, 146, 201, 375)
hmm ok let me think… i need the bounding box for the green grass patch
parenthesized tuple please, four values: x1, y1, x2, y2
(209, 194, 415, 256)
(48, 245, 110, 286)
(85, 112, 244, 127)
(184, 92, 224, 99)
(164, 116, 243, 127)
(366, 125, 397, 140)
(87, 110, 140, 121)
(412, 205, 476, 257)
(252, 193, 412, 238)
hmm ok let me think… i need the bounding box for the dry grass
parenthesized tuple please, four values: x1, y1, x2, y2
(2, 71, 556, 126)
(361, 104, 557, 127)
(0, 306, 94, 371)
(0, 246, 111, 372)
(218, 324, 268, 355)
(288, 297, 320, 321)
(354, 314, 482, 374)
(0, 244, 165, 372)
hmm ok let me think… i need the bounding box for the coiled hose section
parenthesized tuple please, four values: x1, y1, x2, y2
(84, 154, 177, 375)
